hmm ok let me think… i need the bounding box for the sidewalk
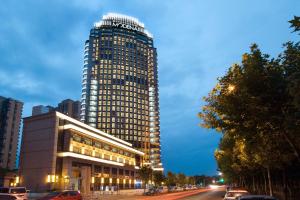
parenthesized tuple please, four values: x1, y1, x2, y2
(82, 189, 144, 200)
(83, 193, 142, 200)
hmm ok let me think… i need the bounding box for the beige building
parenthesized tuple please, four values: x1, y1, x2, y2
(0, 96, 23, 170)
(19, 111, 144, 193)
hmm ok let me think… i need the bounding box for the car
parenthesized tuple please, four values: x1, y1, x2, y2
(237, 195, 278, 200)
(224, 190, 250, 200)
(37, 191, 82, 200)
(0, 194, 19, 200)
(0, 187, 28, 200)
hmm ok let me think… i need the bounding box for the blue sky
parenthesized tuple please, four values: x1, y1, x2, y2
(0, 0, 299, 175)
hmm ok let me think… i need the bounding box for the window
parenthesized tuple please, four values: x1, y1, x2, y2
(94, 142, 101, 148)
(95, 165, 102, 173)
(73, 146, 81, 154)
(85, 149, 92, 156)
(112, 168, 117, 175)
(83, 138, 92, 146)
(72, 134, 81, 143)
(95, 152, 101, 158)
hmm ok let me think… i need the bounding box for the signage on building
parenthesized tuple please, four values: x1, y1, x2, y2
(112, 20, 143, 32)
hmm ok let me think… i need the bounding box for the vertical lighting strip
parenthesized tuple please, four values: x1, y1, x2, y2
(81, 41, 89, 122)
(149, 86, 158, 167)
(87, 79, 98, 127)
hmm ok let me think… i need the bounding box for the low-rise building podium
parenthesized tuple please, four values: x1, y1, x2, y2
(19, 111, 144, 193)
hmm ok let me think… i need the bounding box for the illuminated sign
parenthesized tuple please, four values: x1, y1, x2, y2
(112, 20, 143, 32)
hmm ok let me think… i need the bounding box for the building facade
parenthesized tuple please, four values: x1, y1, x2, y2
(80, 13, 162, 169)
(0, 96, 23, 170)
(32, 99, 80, 120)
(32, 105, 54, 116)
(19, 112, 144, 193)
(57, 99, 81, 120)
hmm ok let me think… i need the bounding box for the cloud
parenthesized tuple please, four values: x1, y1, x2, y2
(69, 0, 104, 11)
(0, 70, 42, 95)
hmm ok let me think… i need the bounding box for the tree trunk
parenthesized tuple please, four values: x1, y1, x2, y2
(263, 170, 268, 195)
(252, 176, 256, 193)
(283, 170, 287, 200)
(282, 131, 300, 162)
(267, 167, 273, 196)
(242, 176, 245, 188)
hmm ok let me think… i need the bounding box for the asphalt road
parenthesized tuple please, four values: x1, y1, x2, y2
(178, 188, 226, 200)
(79, 188, 226, 200)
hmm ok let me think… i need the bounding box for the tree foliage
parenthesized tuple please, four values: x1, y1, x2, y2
(138, 165, 153, 190)
(289, 16, 300, 34)
(165, 171, 200, 187)
(153, 171, 166, 186)
(199, 24, 300, 197)
(166, 171, 177, 187)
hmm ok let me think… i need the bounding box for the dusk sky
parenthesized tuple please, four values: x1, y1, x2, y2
(0, 0, 299, 175)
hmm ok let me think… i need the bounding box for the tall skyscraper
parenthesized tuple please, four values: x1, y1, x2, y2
(0, 96, 23, 170)
(81, 13, 162, 169)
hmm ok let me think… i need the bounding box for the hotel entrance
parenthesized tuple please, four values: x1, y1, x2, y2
(67, 162, 91, 194)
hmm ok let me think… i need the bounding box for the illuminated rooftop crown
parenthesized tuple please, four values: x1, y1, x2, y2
(94, 13, 152, 37)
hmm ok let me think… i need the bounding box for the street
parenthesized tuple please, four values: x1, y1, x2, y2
(179, 188, 225, 200)
(140, 188, 225, 200)
(82, 188, 226, 200)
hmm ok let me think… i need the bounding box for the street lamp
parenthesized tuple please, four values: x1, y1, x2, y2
(227, 84, 235, 93)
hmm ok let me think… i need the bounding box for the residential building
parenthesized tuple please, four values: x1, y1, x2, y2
(32, 105, 54, 116)
(19, 111, 144, 193)
(80, 13, 162, 170)
(57, 99, 81, 120)
(31, 99, 80, 120)
(0, 96, 23, 170)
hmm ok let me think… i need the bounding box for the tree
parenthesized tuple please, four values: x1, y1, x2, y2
(199, 42, 300, 196)
(194, 175, 214, 186)
(177, 173, 186, 187)
(153, 171, 165, 186)
(165, 171, 177, 187)
(187, 176, 195, 185)
(138, 165, 153, 192)
(289, 16, 300, 34)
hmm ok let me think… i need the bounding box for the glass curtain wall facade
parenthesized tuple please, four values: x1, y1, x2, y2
(80, 13, 162, 169)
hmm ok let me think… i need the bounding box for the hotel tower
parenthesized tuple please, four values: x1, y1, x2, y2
(80, 13, 162, 170)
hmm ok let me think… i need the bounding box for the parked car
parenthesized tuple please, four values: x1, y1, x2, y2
(224, 190, 249, 200)
(0, 187, 28, 200)
(167, 186, 176, 192)
(38, 191, 82, 200)
(237, 195, 277, 200)
(0, 194, 18, 200)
